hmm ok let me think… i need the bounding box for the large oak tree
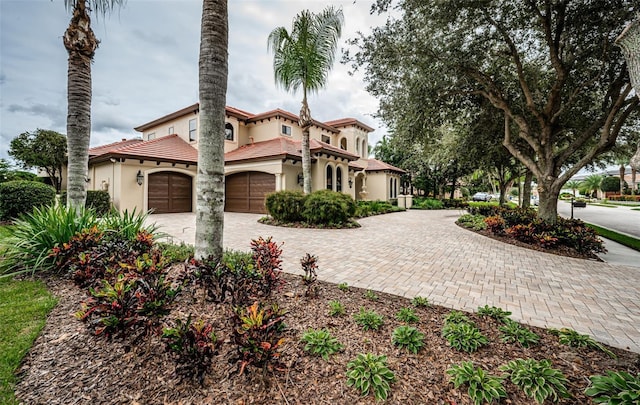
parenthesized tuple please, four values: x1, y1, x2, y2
(347, 0, 639, 222)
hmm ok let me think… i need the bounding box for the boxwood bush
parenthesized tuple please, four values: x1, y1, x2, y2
(60, 190, 112, 215)
(0, 180, 55, 221)
(302, 190, 356, 225)
(265, 190, 307, 222)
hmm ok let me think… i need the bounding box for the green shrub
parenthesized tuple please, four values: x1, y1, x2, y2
(444, 310, 471, 324)
(338, 282, 349, 292)
(101, 208, 159, 242)
(447, 361, 506, 405)
(413, 197, 444, 210)
(395, 307, 420, 323)
(60, 190, 111, 215)
(346, 353, 395, 401)
(500, 359, 570, 404)
(363, 289, 378, 301)
(158, 242, 194, 263)
(391, 326, 425, 353)
(354, 200, 401, 217)
(601, 176, 624, 192)
(456, 214, 487, 231)
(353, 308, 384, 331)
(467, 201, 504, 216)
(442, 322, 488, 353)
(477, 305, 512, 322)
(302, 190, 356, 225)
(0, 180, 55, 221)
(301, 328, 343, 360)
(552, 328, 616, 358)
(328, 300, 345, 317)
(499, 319, 540, 348)
(585, 371, 640, 404)
(265, 190, 306, 222)
(411, 296, 430, 307)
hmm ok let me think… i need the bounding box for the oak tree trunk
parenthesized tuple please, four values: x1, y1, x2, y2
(195, 0, 228, 262)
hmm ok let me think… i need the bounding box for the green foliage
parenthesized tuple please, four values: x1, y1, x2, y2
(0, 205, 98, 277)
(9, 129, 66, 192)
(363, 289, 378, 301)
(353, 308, 384, 331)
(442, 321, 489, 353)
(300, 253, 319, 297)
(500, 359, 570, 404)
(158, 242, 194, 263)
(162, 316, 219, 384)
(354, 200, 401, 217)
(552, 328, 616, 358)
(338, 282, 349, 291)
(391, 325, 425, 354)
(499, 320, 540, 348)
(0, 180, 55, 221)
(233, 301, 287, 375)
(395, 307, 419, 323)
(60, 190, 111, 215)
(0, 279, 57, 404)
(585, 371, 640, 404)
(328, 300, 345, 317)
(411, 296, 430, 307)
(446, 362, 506, 405)
(444, 310, 470, 324)
(302, 190, 356, 225)
(101, 208, 159, 242)
(456, 214, 488, 231)
(412, 197, 444, 210)
(477, 305, 512, 322)
(600, 176, 623, 193)
(346, 353, 395, 401)
(265, 190, 307, 222)
(301, 328, 343, 360)
(467, 202, 504, 217)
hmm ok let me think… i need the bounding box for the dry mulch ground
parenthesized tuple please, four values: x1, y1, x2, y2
(15, 268, 640, 405)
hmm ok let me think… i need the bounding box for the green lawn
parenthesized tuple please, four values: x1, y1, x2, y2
(0, 279, 57, 404)
(586, 223, 640, 253)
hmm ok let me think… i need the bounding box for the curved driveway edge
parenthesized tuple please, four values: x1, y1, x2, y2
(150, 210, 640, 353)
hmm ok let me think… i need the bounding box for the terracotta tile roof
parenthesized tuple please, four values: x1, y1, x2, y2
(324, 118, 375, 132)
(224, 137, 360, 164)
(89, 135, 198, 165)
(349, 158, 405, 173)
(89, 139, 143, 157)
(225, 105, 253, 120)
(247, 109, 339, 134)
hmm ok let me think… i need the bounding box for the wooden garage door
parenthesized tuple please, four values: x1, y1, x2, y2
(148, 172, 193, 213)
(225, 171, 275, 214)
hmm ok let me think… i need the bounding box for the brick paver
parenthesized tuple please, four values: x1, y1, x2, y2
(150, 210, 640, 353)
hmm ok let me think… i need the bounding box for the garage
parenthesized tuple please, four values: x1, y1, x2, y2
(148, 172, 193, 213)
(225, 171, 275, 214)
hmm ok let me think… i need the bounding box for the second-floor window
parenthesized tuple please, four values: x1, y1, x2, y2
(225, 123, 234, 141)
(168, 126, 174, 135)
(189, 119, 197, 141)
(282, 125, 292, 136)
(322, 135, 330, 144)
(148, 133, 155, 140)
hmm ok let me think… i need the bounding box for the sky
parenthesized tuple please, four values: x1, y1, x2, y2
(0, 0, 391, 162)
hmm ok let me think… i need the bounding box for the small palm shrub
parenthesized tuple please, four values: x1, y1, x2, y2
(477, 305, 512, 322)
(346, 353, 395, 401)
(447, 361, 506, 405)
(499, 319, 540, 348)
(265, 190, 306, 222)
(585, 371, 640, 404)
(442, 322, 488, 353)
(301, 328, 343, 360)
(391, 326, 425, 354)
(302, 190, 356, 225)
(162, 316, 219, 384)
(395, 307, 419, 323)
(552, 328, 616, 358)
(328, 300, 345, 317)
(411, 296, 430, 307)
(0, 180, 55, 221)
(500, 359, 570, 404)
(353, 308, 384, 331)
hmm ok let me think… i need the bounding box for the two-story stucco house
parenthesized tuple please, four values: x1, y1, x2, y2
(83, 103, 404, 214)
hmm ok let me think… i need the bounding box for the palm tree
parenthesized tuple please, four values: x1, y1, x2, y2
(63, 0, 125, 211)
(268, 7, 344, 194)
(565, 180, 581, 197)
(580, 174, 604, 199)
(194, 0, 228, 261)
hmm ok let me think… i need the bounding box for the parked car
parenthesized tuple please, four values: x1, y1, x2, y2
(472, 192, 492, 202)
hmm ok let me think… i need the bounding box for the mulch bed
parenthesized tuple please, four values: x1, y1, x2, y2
(15, 269, 640, 404)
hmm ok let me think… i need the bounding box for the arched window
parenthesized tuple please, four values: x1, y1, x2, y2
(336, 167, 343, 192)
(340, 138, 347, 150)
(394, 178, 397, 198)
(356, 138, 360, 154)
(225, 123, 234, 141)
(326, 165, 333, 190)
(390, 178, 394, 198)
(362, 139, 367, 157)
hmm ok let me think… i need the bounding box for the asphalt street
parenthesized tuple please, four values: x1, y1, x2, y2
(557, 200, 640, 238)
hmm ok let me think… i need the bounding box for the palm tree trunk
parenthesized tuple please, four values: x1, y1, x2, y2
(299, 91, 312, 194)
(64, 0, 97, 211)
(194, 0, 228, 262)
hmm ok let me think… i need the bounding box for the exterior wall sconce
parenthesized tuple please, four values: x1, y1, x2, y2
(136, 170, 144, 186)
(348, 177, 353, 188)
(297, 172, 304, 186)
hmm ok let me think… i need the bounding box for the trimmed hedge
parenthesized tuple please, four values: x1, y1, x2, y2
(265, 191, 307, 222)
(0, 181, 56, 220)
(60, 190, 111, 215)
(302, 190, 356, 225)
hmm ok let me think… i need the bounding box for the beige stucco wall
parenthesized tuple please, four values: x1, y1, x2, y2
(141, 113, 198, 144)
(362, 172, 401, 202)
(336, 126, 369, 158)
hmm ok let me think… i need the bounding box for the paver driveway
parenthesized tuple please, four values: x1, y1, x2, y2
(149, 210, 640, 353)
